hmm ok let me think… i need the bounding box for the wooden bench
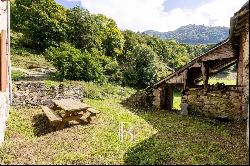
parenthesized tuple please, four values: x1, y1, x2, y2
(41, 106, 62, 123)
(87, 108, 100, 115)
(85, 108, 100, 123)
(41, 99, 101, 129)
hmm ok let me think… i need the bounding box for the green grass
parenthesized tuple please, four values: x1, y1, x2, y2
(0, 97, 247, 165)
(11, 70, 26, 81)
(208, 77, 236, 85)
(43, 80, 136, 100)
(2, 47, 247, 164)
(11, 48, 53, 69)
(198, 77, 236, 85)
(173, 88, 181, 110)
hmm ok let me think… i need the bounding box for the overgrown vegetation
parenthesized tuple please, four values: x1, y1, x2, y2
(10, 0, 213, 88)
(11, 70, 26, 81)
(43, 80, 136, 100)
(0, 98, 247, 165)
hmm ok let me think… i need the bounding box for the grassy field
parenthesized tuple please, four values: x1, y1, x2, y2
(208, 78, 236, 85)
(0, 96, 248, 165)
(4, 48, 247, 164)
(11, 48, 53, 69)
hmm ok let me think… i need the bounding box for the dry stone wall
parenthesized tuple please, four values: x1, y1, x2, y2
(121, 87, 155, 110)
(182, 86, 245, 121)
(13, 82, 84, 107)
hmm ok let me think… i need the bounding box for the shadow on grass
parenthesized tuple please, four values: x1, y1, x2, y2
(121, 105, 247, 165)
(32, 114, 90, 136)
(32, 114, 57, 136)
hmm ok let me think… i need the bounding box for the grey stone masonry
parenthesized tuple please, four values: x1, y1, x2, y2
(12, 81, 84, 108)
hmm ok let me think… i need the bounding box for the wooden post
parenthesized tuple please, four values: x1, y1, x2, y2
(0, 30, 8, 92)
(237, 44, 244, 86)
(201, 62, 209, 89)
(165, 84, 173, 111)
(183, 69, 188, 91)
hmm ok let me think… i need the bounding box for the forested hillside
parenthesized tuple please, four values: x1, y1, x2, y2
(10, 0, 212, 88)
(143, 24, 229, 44)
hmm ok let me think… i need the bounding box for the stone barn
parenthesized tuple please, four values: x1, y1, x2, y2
(123, 1, 249, 122)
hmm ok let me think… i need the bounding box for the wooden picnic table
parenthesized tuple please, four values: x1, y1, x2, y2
(41, 99, 100, 130)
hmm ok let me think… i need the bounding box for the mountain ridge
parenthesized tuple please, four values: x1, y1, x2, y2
(143, 24, 229, 45)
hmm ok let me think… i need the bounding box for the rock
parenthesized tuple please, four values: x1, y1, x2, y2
(180, 103, 189, 115)
(12, 82, 84, 107)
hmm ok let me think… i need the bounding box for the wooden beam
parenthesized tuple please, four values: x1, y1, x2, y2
(191, 62, 201, 68)
(201, 62, 209, 89)
(183, 69, 188, 91)
(0, 30, 8, 92)
(201, 43, 235, 61)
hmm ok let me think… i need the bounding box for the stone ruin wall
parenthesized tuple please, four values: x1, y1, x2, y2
(121, 87, 155, 110)
(182, 86, 245, 121)
(12, 82, 84, 108)
(123, 83, 246, 121)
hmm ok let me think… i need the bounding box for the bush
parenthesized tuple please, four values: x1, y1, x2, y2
(122, 44, 158, 88)
(45, 43, 105, 82)
(11, 70, 26, 81)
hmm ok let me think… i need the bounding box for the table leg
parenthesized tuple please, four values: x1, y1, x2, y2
(57, 111, 70, 130)
(57, 120, 67, 130)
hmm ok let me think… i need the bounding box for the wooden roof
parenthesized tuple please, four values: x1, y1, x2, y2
(152, 1, 249, 88)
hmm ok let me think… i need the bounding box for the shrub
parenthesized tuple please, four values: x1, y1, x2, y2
(11, 70, 26, 81)
(45, 43, 105, 82)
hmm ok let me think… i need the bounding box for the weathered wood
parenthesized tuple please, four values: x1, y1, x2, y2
(41, 106, 62, 123)
(167, 74, 183, 84)
(201, 43, 235, 61)
(81, 111, 92, 120)
(191, 62, 201, 68)
(209, 59, 237, 74)
(201, 62, 209, 89)
(63, 114, 83, 121)
(52, 99, 91, 112)
(87, 108, 100, 114)
(165, 84, 173, 111)
(0, 30, 8, 92)
(237, 42, 244, 86)
(183, 69, 188, 91)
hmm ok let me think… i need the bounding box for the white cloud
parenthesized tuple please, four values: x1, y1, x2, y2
(66, 0, 247, 32)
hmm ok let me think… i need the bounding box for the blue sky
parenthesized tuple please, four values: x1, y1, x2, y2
(55, 0, 81, 8)
(163, 0, 212, 12)
(55, 0, 247, 32)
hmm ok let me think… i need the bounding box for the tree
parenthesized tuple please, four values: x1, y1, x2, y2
(94, 14, 125, 58)
(45, 43, 105, 82)
(66, 6, 100, 52)
(123, 44, 158, 87)
(11, 0, 68, 51)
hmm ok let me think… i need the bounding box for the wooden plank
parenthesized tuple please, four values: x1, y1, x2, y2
(191, 62, 201, 68)
(81, 111, 92, 120)
(52, 99, 91, 112)
(165, 84, 173, 111)
(87, 108, 100, 114)
(183, 69, 188, 91)
(63, 114, 83, 121)
(41, 106, 62, 122)
(201, 43, 235, 61)
(0, 30, 8, 92)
